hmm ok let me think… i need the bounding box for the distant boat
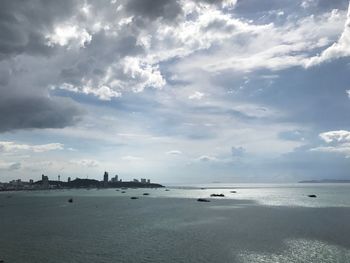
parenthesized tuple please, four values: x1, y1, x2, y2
(68, 198, 73, 203)
(143, 193, 150, 196)
(197, 198, 210, 202)
(210, 194, 225, 197)
(308, 194, 317, 198)
(130, 197, 139, 200)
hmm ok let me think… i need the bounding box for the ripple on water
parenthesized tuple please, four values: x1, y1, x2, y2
(238, 239, 350, 263)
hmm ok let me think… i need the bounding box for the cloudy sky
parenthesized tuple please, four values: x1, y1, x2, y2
(1, 0, 350, 183)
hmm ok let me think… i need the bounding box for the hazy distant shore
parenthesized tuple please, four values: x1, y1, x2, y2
(299, 179, 350, 183)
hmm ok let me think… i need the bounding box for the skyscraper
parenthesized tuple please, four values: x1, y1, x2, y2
(103, 171, 109, 186)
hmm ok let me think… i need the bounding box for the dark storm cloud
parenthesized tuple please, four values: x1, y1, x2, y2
(0, 93, 83, 132)
(0, 0, 78, 59)
(0, 0, 87, 132)
(125, 0, 183, 22)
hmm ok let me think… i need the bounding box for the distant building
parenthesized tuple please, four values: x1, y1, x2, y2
(147, 179, 150, 184)
(133, 179, 139, 183)
(41, 174, 49, 189)
(111, 175, 118, 183)
(68, 177, 71, 183)
(140, 178, 146, 184)
(103, 171, 109, 186)
(29, 179, 34, 184)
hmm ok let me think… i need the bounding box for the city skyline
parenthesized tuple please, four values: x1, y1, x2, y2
(1, 0, 350, 183)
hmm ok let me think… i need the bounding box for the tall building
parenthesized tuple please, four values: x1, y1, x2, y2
(111, 174, 118, 183)
(68, 177, 71, 183)
(41, 174, 49, 189)
(103, 171, 109, 186)
(140, 178, 146, 184)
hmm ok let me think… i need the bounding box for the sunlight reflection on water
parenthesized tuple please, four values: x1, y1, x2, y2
(238, 239, 350, 263)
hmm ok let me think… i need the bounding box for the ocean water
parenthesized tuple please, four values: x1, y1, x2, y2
(0, 184, 350, 262)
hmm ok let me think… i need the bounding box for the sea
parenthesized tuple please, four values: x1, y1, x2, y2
(1, 183, 350, 263)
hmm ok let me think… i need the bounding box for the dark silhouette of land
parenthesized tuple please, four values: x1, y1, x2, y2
(34, 178, 164, 189)
(299, 179, 350, 183)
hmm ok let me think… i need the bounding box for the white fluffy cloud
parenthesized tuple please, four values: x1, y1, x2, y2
(122, 57, 166, 92)
(306, 2, 350, 66)
(57, 83, 121, 101)
(319, 130, 350, 143)
(0, 142, 64, 153)
(47, 24, 92, 48)
(311, 130, 350, 157)
(15, 0, 350, 104)
(188, 91, 205, 100)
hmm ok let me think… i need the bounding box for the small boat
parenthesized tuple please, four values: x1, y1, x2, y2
(130, 197, 139, 200)
(197, 198, 210, 202)
(210, 194, 225, 197)
(143, 193, 150, 196)
(68, 198, 73, 203)
(308, 194, 317, 198)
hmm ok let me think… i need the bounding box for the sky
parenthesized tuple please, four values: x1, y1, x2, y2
(1, 0, 350, 184)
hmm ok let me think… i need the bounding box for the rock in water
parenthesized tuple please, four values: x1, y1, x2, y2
(308, 194, 317, 198)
